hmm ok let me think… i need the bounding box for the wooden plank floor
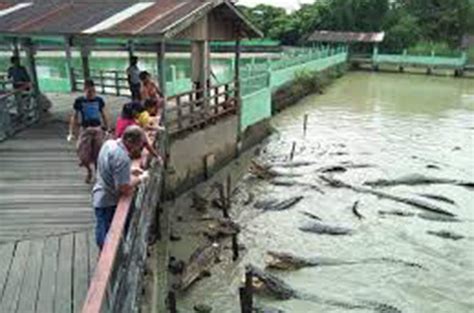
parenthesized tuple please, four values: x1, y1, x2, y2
(0, 97, 107, 313)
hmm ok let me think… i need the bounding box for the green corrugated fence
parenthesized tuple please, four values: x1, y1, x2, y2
(373, 50, 467, 68)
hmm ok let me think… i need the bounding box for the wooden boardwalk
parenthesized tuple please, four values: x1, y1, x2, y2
(0, 99, 107, 312)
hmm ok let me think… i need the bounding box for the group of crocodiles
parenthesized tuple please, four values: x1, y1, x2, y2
(171, 161, 472, 312)
(243, 161, 473, 312)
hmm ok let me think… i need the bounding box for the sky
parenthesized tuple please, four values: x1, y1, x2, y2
(237, 0, 315, 12)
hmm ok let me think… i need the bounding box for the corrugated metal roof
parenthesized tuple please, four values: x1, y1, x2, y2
(308, 31, 385, 43)
(0, 0, 261, 39)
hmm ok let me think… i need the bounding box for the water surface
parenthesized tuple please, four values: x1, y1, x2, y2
(178, 72, 474, 313)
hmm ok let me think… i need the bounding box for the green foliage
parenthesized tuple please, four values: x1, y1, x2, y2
(240, 0, 474, 51)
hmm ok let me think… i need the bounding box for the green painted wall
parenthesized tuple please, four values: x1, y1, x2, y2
(239, 47, 348, 132)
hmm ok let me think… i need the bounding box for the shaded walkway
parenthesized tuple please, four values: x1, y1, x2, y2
(0, 93, 126, 312)
(0, 118, 98, 312)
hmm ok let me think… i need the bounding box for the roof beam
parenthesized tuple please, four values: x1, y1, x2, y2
(0, 2, 32, 18)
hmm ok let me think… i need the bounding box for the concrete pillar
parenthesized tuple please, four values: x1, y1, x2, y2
(64, 37, 75, 92)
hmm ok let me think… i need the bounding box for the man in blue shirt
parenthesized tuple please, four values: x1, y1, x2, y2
(93, 125, 149, 249)
(68, 79, 110, 183)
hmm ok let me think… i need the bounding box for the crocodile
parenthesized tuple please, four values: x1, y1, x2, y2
(174, 242, 221, 291)
(417, 212, 461, 223)
(299, 222, 353, 235)
(266, 251, 426, 271)
(247, 265, 402, 313)
(203, 218, 240, 240)
(417, 193, 456, 205)
(378, 210, 416, 217)
(320, 176, 456, 217)
(427, 230, 464, 240)
(254, 196, 304, 211)
(363, 174, 474, 189)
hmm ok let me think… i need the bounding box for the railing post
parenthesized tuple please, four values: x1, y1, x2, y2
(114, 71, 120, 96)
(100, 70, 105, 94)
(176, 95, 182, 131)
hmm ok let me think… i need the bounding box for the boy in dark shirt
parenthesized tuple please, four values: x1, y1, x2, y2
(68, 79, 110, 183)
(7, 56, 31, 90)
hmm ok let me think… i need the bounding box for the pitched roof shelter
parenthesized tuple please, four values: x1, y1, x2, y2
(0, 0, 261, 40)
(307, 30, 385, 43)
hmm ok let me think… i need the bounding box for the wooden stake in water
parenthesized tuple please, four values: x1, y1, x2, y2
(303, 114, 308, 136)
(289, 142, 296, 161)
(167, 291, 177, 313)
(239, 268, 253, 313)
(226, 174, 232, 210)
(232, 233, 239, 261)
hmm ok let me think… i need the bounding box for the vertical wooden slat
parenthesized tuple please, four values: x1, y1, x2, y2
(0, 241, 30, 313)
(100, 71, 105, 94)
(214, 86, 219, 114)
(88, 231, 98, 285)
(55, 233, 74, 313)
(36, 236, 60, 313)
(73, 232, 89, 313)
(114, 72, 120, 96)
(176, 96, 182, 132)
(16, 239, 45, 313)
(0, 243, 16, 300)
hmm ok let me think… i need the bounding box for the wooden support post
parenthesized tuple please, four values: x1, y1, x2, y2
(24, 39, 39, 96)
(303, 114, 308, 136)
(12, 38, 20, 59)
(80, 47, 91, 81)
(234, 38, 242, 155)
(243, 268, 253, 313)
(226, 174, 232, 210)
(232, 234, 239, 261)
(167, 291, 177, 313)
(289, 141, 296, 161)
(64, 37, 75, 92)
(191, 40, 210, 116)
(127, 40, 135, 63)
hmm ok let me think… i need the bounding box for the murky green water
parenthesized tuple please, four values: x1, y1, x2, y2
(177, 72, 474, 313)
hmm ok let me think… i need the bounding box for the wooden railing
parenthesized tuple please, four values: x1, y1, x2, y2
(0, 87, 39, 142)
(165, 80, 238, 136)
(72, 68, 129, 96)
(81, 128, 165, 313)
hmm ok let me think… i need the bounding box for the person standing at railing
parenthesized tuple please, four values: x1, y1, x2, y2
(8, 56, 32, 119)
(7, 56, 31, 91)
(93, 125, 150, 250)
(139, 71, 164, 124)
(68, 79, 111, 184)
(126, 56, 141, 101)
(115, 101, 161, 161)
